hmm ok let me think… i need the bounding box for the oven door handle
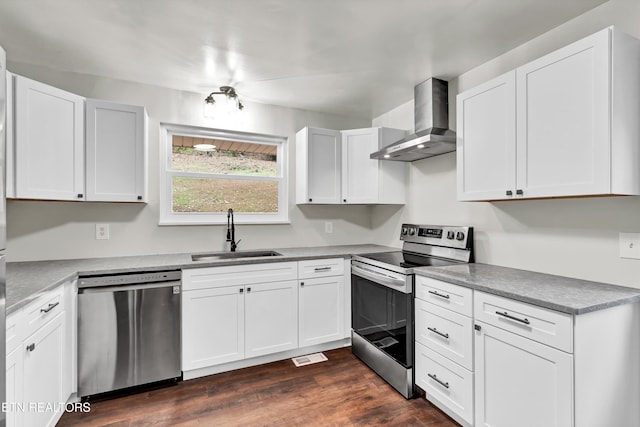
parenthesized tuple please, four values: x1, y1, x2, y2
(352, 264, 406, 288)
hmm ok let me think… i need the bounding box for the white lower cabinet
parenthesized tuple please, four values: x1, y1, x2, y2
(182, 258, 350, 378)
(182, 285, 245, 370)
(6, 281, 75, 427)
(22, 313, 66, 427)
(298, 258, 345, 347)
(416, 342, 474, 426)
(5, 347, 23, 427)
(299, 275, 344, 347)
(415, 276, 474, 427)
(416, 278, 640, 427)
(182, 279, 298, 370)
(474, 321, 573, 427)
(245, 281, 298, 358)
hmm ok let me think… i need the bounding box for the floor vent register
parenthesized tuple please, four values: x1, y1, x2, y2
(291, 352, 328, 367)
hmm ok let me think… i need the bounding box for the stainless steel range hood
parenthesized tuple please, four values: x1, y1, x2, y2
(371, 78, 456, 162)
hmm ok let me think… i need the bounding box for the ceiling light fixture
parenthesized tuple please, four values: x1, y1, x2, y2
(204, 86, 244, 117)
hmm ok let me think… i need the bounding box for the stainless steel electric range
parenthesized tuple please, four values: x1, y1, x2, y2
(350, 224, 474, 398)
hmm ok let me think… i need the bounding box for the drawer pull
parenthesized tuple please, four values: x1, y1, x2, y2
(428, 290, 450, 300)
(427, 373, 449, 389)
(427, 327, 449, 339)
(314, 267, 332, 272)
(40, 302, 59, 314)
(26, 343, 35, 352)
(496, 310, 530, 325)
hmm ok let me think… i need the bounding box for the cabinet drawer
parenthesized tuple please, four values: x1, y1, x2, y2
(23, 286, 65, 339)
(183, 262, 298, 291)
(415, 299, 473, 370)
(415, 276, 472, 317)
(474, 291, 573, 353)
(416, 342, 474, 427)
(298, 258, 344, 279)
(6, 310, 25, 355)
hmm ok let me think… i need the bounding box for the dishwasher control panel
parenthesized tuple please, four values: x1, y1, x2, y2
(78, 270, 181, 288)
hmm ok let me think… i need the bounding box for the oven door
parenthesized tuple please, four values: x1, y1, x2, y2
(351, 260, 413, 369)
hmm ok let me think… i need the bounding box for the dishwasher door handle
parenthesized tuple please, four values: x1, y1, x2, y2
(78, 281, 182, 294)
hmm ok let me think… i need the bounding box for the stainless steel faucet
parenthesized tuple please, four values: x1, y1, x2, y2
(226, 208, 240, 252)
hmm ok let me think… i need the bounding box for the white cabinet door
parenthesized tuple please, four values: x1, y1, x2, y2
(22, 312, 66, 427)
(6, 347, 23, 427)
(14, 75, 84, 200)
(182, 286, 245, 370)
(299, 276, 344, 347)
(85, 99, 147, 202)
(245, 280, 298, 358)
(296, 127, 341, 204)
(516, 29, 610, 198)
(475, 321, 573, 427)
(341, 128, 379, 204)
(457, 72, 516, 201)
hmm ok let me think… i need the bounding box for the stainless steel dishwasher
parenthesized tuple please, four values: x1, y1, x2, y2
(77, 270, 181, 398)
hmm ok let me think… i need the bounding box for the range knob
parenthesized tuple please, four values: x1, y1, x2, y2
(408, 228, 416, 236)
(401, 227, 408, 235)
(456, 231, 465, 241)
(447, 231, 455, 240)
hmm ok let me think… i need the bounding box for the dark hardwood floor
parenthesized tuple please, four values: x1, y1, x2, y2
(58, 348, 459, 426)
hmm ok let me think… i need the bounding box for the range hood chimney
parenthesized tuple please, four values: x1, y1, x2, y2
(371, 78, 456, 162)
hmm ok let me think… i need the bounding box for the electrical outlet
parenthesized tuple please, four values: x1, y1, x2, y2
(96, 224, 110, 240)
(325, 221, 333, 234)
(619, 232, 640, 259)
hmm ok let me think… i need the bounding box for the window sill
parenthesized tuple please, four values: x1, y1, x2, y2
(159, 218, 291, 226)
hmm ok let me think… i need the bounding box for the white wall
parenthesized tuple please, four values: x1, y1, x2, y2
(5, 63, 372, 261)
(372, 0, 640, 288)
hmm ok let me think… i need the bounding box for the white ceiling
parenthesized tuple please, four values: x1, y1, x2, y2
(0, 0, 607, 119)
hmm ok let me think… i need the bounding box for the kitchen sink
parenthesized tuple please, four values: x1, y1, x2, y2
(191, 250, 283, 262)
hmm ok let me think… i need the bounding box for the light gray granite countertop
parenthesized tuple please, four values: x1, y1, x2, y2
(6, 244, 396, 315)
(414, 263, 640, 315)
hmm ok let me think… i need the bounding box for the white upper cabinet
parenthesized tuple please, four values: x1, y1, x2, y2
(8, 74, 148, 203)
(457, 26, 640, 201)
(14, 75, 85, 201)
(296, 126, 407, 204)
(85, 99, 147, 202)
(341, 127, 407, 204)
(457, 72, 516, 201)
(296, 127, 342, 204)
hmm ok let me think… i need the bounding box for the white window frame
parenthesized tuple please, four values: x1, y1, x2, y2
(159, 123, 289, 225)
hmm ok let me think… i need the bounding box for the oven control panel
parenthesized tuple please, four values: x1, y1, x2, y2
(400, 224, 472, 250)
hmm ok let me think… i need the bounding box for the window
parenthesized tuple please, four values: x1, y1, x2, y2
(159, 123, 288, 224)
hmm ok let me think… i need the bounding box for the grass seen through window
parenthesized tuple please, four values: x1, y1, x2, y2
(170, 139, 278, 213)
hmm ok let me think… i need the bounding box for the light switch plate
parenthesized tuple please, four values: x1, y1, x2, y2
(619, 232, 640, 259)
(96, 224, 110, 240)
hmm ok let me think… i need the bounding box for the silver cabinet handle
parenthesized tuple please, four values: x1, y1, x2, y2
(496, 311, 530, 325)
(428, 373, 449, 389)
(40, 302, 59, 313)
(428, 290, 450, 300)
(314, 266, 332, 272)
(26, 343, 35, 352)
(427, 327, 449, 339)
(351, 265, 406, 288)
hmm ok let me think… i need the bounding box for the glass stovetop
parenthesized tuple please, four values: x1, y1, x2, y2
(358, 251, 457, 269)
